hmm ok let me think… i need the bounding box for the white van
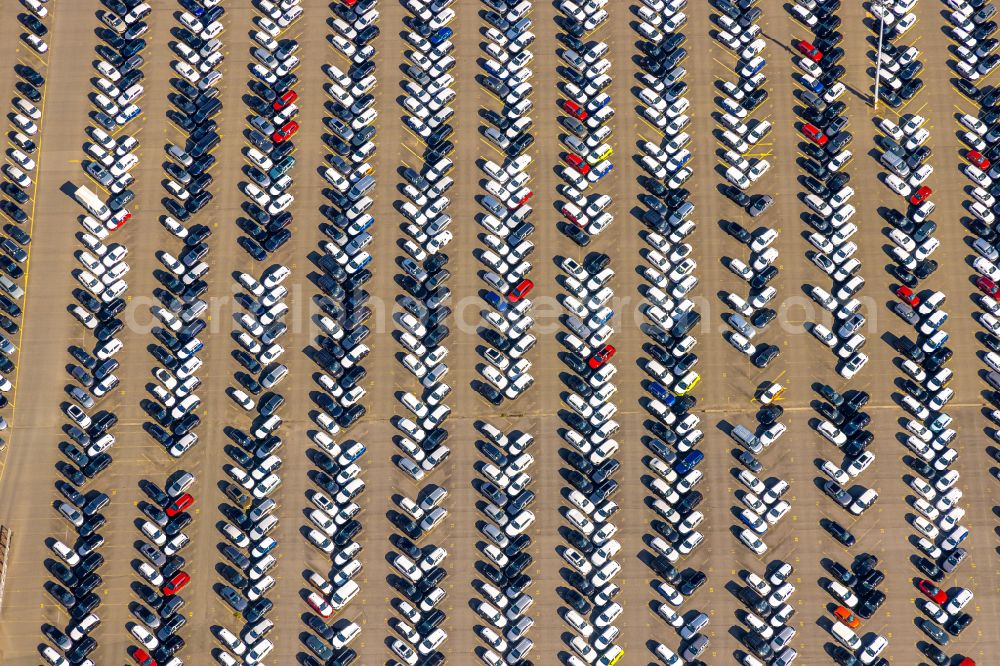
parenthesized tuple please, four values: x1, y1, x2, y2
(830, 621, 861, 650)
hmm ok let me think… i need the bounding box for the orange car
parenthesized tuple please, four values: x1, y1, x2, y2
(833, 605, 860, 628)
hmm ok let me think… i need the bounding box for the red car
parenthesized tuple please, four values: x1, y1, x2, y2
(917, 579, 947, 604)
(131, 648, 156, 666)
(511, 188, 532, 208)
(166, 493, 194, 517)
(273, 89, 298, 111)
(801, 123, 827, 145)
(910, 186, 932, 205)
(588, 344, 616, 369)
(977, 275, 999, 295)
(895, 286, 919, 306)
(562, 99, 588, 120)
(508, 279, 534, 302)
(566, 153, 591, 175)
(272, 120, 299, 143)
(162, 571, 190, 596)
(108, 212, 131, 231)
(796, 39, 822, 62)
(968, 149, 990, 169)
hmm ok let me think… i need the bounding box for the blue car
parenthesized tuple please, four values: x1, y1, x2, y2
(589, 94, 611, 111)
(429, 27, 453, 45)
(743, 57, 765, 76)
(649, 382, 673, 403)
(589, 308, 613, 327)
(483, 291, 508, 312)
(591, 161, 613, 180)
(179, 0, 205, 16)
(674, 450, 704, 475)
(343, 443, 366, 463)
(484, 60, 505, 78)
(804, 76, 824, 93)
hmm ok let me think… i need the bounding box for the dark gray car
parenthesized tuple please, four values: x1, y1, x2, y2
(892, 301, 919, 324)
(683, 634, 709, 661)
(748, 194, 773, 217)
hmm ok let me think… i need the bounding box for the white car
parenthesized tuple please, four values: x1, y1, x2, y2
(739, 528, 767, 555)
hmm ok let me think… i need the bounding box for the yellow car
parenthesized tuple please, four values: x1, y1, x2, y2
(588, 143, 613, 164)
(673, 371, 701, 396)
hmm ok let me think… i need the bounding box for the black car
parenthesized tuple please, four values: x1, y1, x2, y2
(584, 252, 610, 274)
(751, 344, 779, 368)
(558, 221, 590, 246)
(856, 589, 885, 619)
(919, 643, 948, 666)
(823, 518, 855, 546)
(565, 470, 593, 494)
(153, 635, 185, 662)
(243, 597, 273, 624)
(564, 528, 595, 555)
(744, 631, 773, 660)
(565, 571, 595, 596)
(43, 624, 73, 651)
(721, 219, 752, 242)
(560, 587, 591, 613)
(650, 554, 679, 582)
(220, 585, 248, 612)
(737, 587, 770, 616)
(751, 308, 776, 329)
(679, 570, 707, 595)
(851, 552, 878, 575)
(48, 561, 79, 587)
(830, 645, 858, 666)
(842, 390, 869, 413)
(66, 636, 97, 663)
(14, 81, 42, 102)
(592, 459, 619, 483)
(15, 64, 44, 87)
(415, 608, 445, 636)
(945, 612, 973, 635)
(827, 560, 856, 585)
(19, 13, 47, 36)
(757, 404, 783, 425)
(0, 201, 27, 224)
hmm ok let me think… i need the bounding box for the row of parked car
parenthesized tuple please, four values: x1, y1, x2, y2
(147, 0, 230, 467)
(880, 1, 998, 663)
(874, 2, 981, 664)
(728, 560, 798, 665)
(475, 0, 538, 408)
(135, 0, 225, 662)
(391, 0, 456, 496)
(292, 1, 383, 665)
(823, 552, 891, 666)
(790, 0, 871, 385)
(46, 3, 149, 664)
(727, 391, 792, 561)
(470, 421, 538, 666)
(127, 471, 197, 666)
(236, 0, 303, 260)
(387, 1, 458, 663)
(0, 60, 45, 432)
(213, 2, 310, 665)
(553, 0, 614, 247)
(714, 0, 775, 224)
(628, 0, 716, 663)
(470, 2, 542, 665)
(553, 3, 641, 666)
